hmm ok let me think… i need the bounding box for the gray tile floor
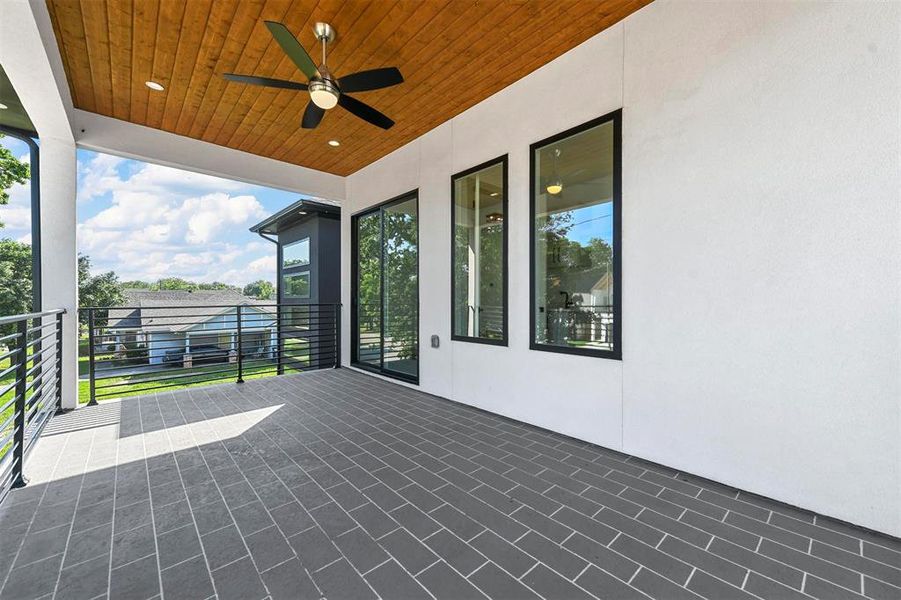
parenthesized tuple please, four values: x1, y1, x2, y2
(0, 369, 899, 600)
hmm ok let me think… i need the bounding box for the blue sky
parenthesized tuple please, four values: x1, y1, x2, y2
(1, 135, 303, 286)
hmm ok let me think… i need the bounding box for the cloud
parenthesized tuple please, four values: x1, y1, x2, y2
(78, 152, 246, 203)
(77, 152, 126, 202)
(0, 175, 31, 233)
(76, 151, 276, 286)
(247, 255, 275, 274)
(0, 204, 30, 229)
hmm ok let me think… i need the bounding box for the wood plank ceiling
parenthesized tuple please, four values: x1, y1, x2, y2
(46, 0, 650, 176)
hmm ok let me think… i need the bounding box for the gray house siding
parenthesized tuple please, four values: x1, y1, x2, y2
(148, 332, 184, 365)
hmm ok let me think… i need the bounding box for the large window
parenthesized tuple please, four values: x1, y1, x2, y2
(530, 111, 621, 358)
(352, 192, 419, 383)
(283, 237, 310, 267)
(451, 156, 507, 344)
(283, 272, 310, 298)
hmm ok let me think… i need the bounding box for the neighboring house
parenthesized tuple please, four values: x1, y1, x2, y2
(249, 198, 341, 307)
(251, 199, 341, 369)
(106, 289, 277, 365)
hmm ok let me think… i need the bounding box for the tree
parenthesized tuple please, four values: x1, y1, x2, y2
(243, 280, 274, 300)
(0, 239, 32, 334)
(155, 277, 195, 291)
(196, 281, 239, 291)
(0, 134, 30, 228)
(78, 254, 126, 327)
(151, 278, 238, 292)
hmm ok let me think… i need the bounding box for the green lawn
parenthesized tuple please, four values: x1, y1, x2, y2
(1, 352, 15, 463)
(80, 337, 312, 403)
(3, 339, 312, 408)
(1, 347, 56, 465)
(80, 361, 299, 403)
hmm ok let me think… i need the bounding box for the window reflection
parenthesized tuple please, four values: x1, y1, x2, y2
(284, 272, 310, 298)
(533, 118, 617, 354)
(283, 238, 310, 268)
(452, 159, 506, 342)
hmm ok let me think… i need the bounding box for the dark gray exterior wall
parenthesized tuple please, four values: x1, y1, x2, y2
(315, 216, 341, 304)
(276, 214, 340, 306)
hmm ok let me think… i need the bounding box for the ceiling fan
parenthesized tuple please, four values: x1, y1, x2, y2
(224, 21, 403, 130)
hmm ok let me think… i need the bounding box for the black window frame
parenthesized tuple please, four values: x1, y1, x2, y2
(529, 109, 622, 360)
(283, 271, 311, 299)
(350, 189, 420, 384)
(450, 155, 509, 347)
(282, 236, 311, 269)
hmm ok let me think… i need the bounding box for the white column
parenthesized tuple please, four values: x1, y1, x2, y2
(2, 0, 78, 408)
(40, 138, 78, 408)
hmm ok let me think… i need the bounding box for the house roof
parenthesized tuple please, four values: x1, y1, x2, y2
(250, 198, 340, 236)
(107, 289, 274, 333)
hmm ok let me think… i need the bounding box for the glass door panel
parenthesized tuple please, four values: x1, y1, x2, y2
(355, 211, 382, 367)
(382, 197, 418, 379)
(352, 193, 419, 382)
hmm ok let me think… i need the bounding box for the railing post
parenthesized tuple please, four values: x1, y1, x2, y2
(55, 311, 64, 413)
(12, 318, 29, 488)
(334, 304, 341, 369)
(87, 308, 97, 406)
(236, 305, 244, 383)
(276, 304, 284, 376)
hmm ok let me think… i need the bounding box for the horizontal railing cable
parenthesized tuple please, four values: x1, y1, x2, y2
(82, 303, 341, 405)
(0, 309, 66, 504)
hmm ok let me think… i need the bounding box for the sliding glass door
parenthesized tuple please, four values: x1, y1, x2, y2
(355, 211, 382, 368)
(352, 192, 419, 382)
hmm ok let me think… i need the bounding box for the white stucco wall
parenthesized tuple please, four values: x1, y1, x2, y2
(1, 0, 79, 409)
(343, 0, 901, 536)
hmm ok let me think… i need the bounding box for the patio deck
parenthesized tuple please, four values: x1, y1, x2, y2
(0, 369, 898, 600)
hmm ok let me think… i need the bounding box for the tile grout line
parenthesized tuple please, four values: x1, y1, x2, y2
(0, 425, 75, 595)
(50, 426, 96, 598)
(139, 397, 167, 600)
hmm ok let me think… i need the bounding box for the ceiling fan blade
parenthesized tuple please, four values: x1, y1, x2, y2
(338, 94, 394, 130)
(338, 67, 404, 93)
(264, 21, 319, 80)
(223, 73, 308, 91)
(301, 101, 325, 129)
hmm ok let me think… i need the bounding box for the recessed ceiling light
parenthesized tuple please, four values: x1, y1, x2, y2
(328, 140, 340, 147)
(145, 81, 165, 91)
(0, 103, 7, 110)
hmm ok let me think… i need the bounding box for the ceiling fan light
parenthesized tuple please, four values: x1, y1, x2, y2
(546, 180, 563, 195)
(309, 79, 339, 109)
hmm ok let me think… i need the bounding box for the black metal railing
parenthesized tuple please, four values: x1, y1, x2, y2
(543, 303, 614, 349)
(80, 303, 341, 405)
(356, 302, 418, 364)
(0, 309, 66, 504)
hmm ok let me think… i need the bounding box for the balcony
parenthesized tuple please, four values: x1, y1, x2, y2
(1, 369, 899, 600)
(2, 1, 901, 599)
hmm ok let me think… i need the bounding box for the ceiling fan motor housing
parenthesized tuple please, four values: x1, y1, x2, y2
(309, 77, 340, 109)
